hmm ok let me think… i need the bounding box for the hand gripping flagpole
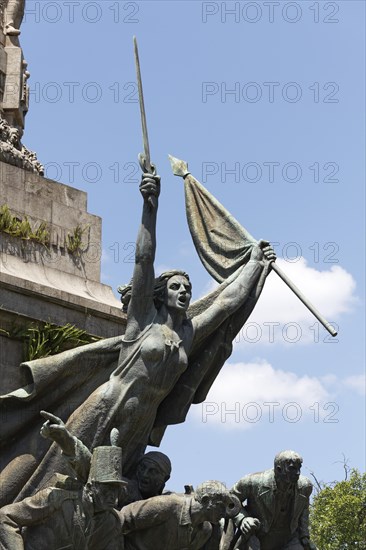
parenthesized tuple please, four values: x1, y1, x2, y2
(168, 155, 337, 338)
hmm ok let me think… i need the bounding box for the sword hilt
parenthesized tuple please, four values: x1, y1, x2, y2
(138, 152, 156, 176)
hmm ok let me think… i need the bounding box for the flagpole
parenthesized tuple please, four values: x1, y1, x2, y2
(270, 263, 337, 337)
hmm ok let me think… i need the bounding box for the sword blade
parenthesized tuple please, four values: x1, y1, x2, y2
(133, 36, 152, 173)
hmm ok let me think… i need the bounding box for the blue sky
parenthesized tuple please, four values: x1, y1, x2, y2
(21, 1, 365, 491)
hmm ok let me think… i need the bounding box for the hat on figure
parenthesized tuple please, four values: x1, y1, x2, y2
(88, 446, 128, 485)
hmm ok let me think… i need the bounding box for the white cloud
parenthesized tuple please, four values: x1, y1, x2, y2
(199, 258, 357, 346)
(343, 374, 366, 396)
(128, 258, 355, 346)
(255, 258, 357, 323)
(320, 374, 339, 386)
(190, 360, 334, 430)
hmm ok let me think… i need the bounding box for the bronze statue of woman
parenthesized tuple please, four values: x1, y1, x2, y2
(0, 171, 275, 505)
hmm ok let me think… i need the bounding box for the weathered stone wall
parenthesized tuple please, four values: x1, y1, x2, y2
(0, 161, 103, 281)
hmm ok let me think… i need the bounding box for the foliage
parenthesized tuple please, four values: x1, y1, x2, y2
(310, 469, 366, 550)
(0, 204, 50, 246)
(0, 204, 12, 231)
(24, 322, 96, 361)
(0, 205, 89, 256)
(66, 224, 89, 255)
(32, 221, 50, 244)
(0, 320, 99, 361)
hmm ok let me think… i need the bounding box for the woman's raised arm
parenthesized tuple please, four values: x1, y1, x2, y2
(124, 174, 160, 339)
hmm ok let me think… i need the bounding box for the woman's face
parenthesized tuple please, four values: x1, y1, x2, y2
(165, 275, 192, 312)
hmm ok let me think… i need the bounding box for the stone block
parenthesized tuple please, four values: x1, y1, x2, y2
(24, 170, 87, 210)
(51, 200, 85, 229)
(0, 161, 102, 281)
(2, 45, 22, 110)
(24, 192, 52, 222)
(0, 183, 24, 212)
(0, 46, 7, 75)
(0, 161, 25, 189)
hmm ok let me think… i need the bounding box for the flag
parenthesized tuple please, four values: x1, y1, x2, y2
(184, 173, 257, 282)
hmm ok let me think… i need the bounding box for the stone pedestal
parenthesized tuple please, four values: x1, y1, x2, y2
(0, 161, 126, 393)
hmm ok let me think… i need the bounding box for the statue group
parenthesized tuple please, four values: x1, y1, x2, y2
(0, 24, 325, 549)
(0, 170, 317, 549)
